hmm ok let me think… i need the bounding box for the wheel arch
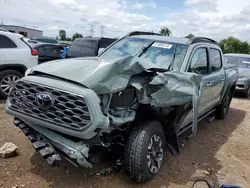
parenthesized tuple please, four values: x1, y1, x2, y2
(135, 104, 181, 156)
(0, 64, 27, 75)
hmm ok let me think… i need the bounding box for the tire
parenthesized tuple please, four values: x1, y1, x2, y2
(124, 121, 166, 183)
(0, 70, 23, 99)
(215, 90, 232, 120)
(243, 85, 250, 98)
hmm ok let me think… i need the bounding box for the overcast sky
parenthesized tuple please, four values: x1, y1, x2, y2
(1, 0, 250, 42)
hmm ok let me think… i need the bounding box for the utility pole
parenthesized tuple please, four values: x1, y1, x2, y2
(89, 24, 94, 37)
(100, 26, 105, 37)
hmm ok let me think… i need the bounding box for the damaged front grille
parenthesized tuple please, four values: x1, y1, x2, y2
(8, 81, 91, 130)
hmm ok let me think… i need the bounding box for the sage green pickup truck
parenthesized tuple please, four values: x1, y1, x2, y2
(6, 31, 238, 182)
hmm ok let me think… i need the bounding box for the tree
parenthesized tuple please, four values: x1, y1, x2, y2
(72, 33, 83, 41)
(185, 33, 194, 38)
(219, 37, 250, 54)
(159, 27, 171, 36)
(59, 30, 66, 40)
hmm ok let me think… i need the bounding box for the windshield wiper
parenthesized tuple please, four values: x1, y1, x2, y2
(138, 41, 155, 57)
(167, 44, 177, 70)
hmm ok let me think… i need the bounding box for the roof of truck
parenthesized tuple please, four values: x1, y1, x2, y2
(129, 35, 189, 45)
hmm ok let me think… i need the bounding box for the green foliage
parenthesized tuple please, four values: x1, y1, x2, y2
(185, 33, 194, 38)
(59, 30, 66, 40)
(72, 33, 83, 41)
(219, 36, 250, 54)
(159, 27, 172, 36)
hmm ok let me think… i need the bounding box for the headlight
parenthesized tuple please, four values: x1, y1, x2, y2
(25, 68, 32, 76)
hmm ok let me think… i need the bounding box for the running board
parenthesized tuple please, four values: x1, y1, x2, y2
(177, 109, 216, 136)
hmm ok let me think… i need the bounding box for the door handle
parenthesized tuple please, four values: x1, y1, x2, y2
(221, 77, 225, 81)
(206, 82, 213, 87)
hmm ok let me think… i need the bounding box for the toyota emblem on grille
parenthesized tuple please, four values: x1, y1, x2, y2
(36, 93, 54, 108)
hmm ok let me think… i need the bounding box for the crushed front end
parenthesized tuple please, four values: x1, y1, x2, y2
(5, 76, 111, 167)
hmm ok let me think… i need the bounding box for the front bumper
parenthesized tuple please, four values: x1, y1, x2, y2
(13, 118, 92, 168)
(235, 79, 249, 92)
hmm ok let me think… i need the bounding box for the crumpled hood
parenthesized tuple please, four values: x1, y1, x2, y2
(30, 56, 162, 94)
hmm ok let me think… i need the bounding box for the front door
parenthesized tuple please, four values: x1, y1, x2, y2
(181, 47, 212, 127)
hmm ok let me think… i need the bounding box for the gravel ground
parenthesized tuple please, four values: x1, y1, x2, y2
(0, 97, 249, 188)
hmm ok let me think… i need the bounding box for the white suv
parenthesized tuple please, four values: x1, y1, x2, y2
(0, 31, 38, 98)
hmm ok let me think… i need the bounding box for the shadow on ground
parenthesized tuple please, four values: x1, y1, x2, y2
(29, 107, 246, 188)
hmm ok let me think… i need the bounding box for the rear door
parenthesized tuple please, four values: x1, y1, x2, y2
(0, 48, 5, 65)
(0, 34, 19, 65)
(207, 47, 225, 107)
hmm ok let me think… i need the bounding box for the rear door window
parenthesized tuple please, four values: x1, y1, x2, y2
(209, 48, 222, 72)
(0, 35, 17, 48)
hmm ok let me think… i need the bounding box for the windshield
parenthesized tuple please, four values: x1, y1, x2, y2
(224, 55, 250, 68)
(100, 37, 188, 71)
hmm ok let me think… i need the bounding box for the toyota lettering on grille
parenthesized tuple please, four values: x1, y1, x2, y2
(36, 93, 54, 108)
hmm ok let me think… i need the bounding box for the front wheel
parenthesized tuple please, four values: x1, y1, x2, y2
(0, 70, 22, 99)
(215, 90, 232, 120)
(124, 121, 166, 183)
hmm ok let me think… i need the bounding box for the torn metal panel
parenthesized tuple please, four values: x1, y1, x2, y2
(30, 56, 202, 135)
(145, 72, 202, 135)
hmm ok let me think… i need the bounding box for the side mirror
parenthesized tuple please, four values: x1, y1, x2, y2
(98, 48, 105, 55)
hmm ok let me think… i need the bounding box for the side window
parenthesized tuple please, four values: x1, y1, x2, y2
(99, 39, 115, 49)
(189, 48, 208, 75)
(0, 35, 17, 48)
(209, 48, 222, 72)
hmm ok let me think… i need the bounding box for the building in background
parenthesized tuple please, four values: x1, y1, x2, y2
(0, 25, 43, 38)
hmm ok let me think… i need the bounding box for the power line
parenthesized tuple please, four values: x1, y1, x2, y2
(89, 24, 94, 37)
(100, 26, 105, 37)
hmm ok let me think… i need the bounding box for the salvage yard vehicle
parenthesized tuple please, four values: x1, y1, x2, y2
(33, 43, 67, 64)
(5, 31, 238, 183)
(0, 31, 38, 98)
(224, 53, 250, 98)
(66, 37, 116, 58)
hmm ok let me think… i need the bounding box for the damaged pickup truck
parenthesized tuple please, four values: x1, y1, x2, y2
(5, 32, 238, 182)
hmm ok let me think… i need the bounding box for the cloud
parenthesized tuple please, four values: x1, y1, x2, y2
(159, 0, 250, 42)
(132, 2, 157, 9)
(185, 0, 217, 12)
(1, 0, 250, 42)
(0, 0, 152, 37)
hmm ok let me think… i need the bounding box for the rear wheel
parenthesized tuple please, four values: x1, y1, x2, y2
(124, 121, 166, 183)
(215, 90, 232, 120)
(0, 70, 22, 99)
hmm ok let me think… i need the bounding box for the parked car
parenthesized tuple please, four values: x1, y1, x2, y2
(0, 31, 38, 98)
(32, 37, 58, 44)
(6, 32, 238, 183)
(33, 43, 67, 64)
(224, 53, 250, 97)
(66, 37, 116, 58)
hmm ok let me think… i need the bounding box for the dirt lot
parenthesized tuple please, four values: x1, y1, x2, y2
(0, 97, 249, 188)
